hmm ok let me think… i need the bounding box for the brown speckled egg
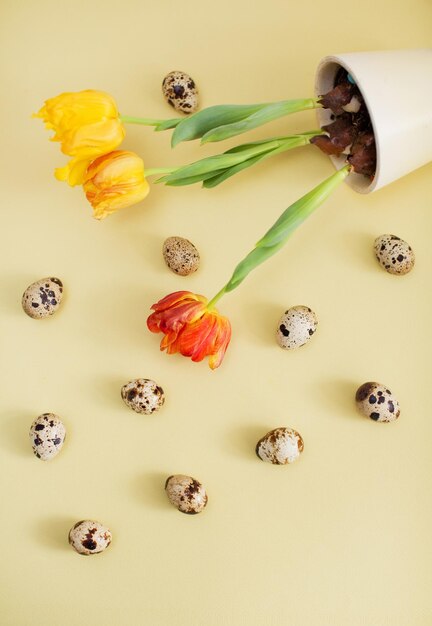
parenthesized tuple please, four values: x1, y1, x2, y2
(22, 277, 63, 318)
(29, 413, 66, 461)
(355, 382, 400, 422)
(69, 520, 112, 555)
(121, 378, 165, 414)
(374, 234, 415, 275)
(165, 475, 208, 514)
(162, 236, 200, 276)
(256, 427, 304, 465)
(276, 306, 318, 349)
(162, 71, 199, 114)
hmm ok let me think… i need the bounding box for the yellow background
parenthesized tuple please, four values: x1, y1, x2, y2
(1, 1, 431, 624)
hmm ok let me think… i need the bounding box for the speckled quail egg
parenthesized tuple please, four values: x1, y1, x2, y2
(165, 475, 208, 514)
(68, 520, 112, 555)
(276, 305, 318, 349)
(162, 71, 199, 114)
(374, 234, 415, 275)
(121, 378, 165, 414)
(22, 277, 63, 318)
(29, 413, 66, 460)
(355, 382, 400, 422)
(162, 236, 200, 276)
(256, 427, 304, 465)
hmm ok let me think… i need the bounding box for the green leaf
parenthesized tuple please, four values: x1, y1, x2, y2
(158, 170, 227, 187)
(202, 154, 267, 188)
(203, 133, 322, 188)
(171, 103, 268, 147)
(159, 140, 280, 184)
(202, 142, 292, 188)
(256, 165, 351, 248)
(221, 130, 322, 154)
(224, 240, 287, 292)
(222, 165, 350, 292)
(201, 99, 317, 144)
(161, 132, 323, 187)
(154, 118, 183, 131)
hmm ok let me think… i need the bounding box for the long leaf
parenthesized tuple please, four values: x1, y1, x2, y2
(201, 99, 317, 144)
(171, 103, 268, 147)
(221, 165, 350, 292)
(222, 130, 322, 154)
(203, 133, 321, 188)
(257, 165, 350, 248)
(159, 141, 281, 184)
(159, 170, 227, 187)
(161, 132, 323, 187)
(224, 240, 287, 292)
(154, 118, 183, 131)
(202, 154, 268, 188)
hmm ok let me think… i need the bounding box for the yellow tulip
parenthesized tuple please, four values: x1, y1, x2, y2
(82, 150, 150, 220)
(34, 90, 125, 186)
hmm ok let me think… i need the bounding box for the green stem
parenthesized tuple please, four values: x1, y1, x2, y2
(146, 167, 177, 176)
(120, 115, 162, 126)
(207, 286, 227, 310)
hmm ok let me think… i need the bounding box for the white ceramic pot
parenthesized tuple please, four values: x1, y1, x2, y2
(315, 49, 432, 193)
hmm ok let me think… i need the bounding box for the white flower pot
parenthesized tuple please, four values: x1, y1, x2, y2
(315, 49, 432, 193)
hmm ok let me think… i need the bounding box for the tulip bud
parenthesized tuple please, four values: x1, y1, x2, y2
(83, 150, 150, 220)
(34, 90, 125, 185)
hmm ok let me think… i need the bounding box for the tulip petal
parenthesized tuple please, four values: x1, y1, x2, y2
(150, 291, 206, 313)
(82, 150, 151, 219)
(61, 118, 125, 158)
(35, 90, 126, 189)
(208, 317, 232, 369)
(175, 314, 217, 361)
(55, 156, 94, 186)
(146, 291, 232, 369)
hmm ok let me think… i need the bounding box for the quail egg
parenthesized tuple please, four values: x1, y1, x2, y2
(374, 234, 415, 275)
(121, 378, 165, 414)
(22, 277, 63, 318)
(162, 236, 200, 276)
(68, 520, 112, 555)
(256, 427, 304, 465)
(276, 305, 318, 349)
(355, 382, 400, 422)
(165, 475, 208, 514)
(162, 71, 199, 114)
(29, 413, 66, 460)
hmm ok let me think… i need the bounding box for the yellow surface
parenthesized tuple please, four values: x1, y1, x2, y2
(1, 1, 431, 624)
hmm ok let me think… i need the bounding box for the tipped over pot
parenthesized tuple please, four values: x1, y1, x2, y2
(315, 49, 432, 193)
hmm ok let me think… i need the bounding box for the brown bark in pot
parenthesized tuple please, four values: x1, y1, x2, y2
(348, 131, 376, 177)
(309, 135, 344, 156)
(318, 82, 355, 115)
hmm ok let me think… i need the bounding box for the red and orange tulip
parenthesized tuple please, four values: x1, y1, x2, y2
(147, 291, 231, 370)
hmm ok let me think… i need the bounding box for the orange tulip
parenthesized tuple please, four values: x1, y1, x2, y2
(147, 291, 232, 370)
(82, 150, 150, 220)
